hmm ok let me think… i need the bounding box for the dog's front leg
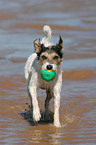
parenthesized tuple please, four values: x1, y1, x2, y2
(29, 86, 41, 122)
(53, 91, 61, 127)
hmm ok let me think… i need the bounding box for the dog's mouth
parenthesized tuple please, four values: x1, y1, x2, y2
(40, 69, 56, 82)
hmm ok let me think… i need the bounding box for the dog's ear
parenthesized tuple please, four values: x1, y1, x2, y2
(58, 36, 63, 49)
(34, 38, 41, 53)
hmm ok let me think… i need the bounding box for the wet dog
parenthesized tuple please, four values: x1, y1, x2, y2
(25, 25, 63, 127)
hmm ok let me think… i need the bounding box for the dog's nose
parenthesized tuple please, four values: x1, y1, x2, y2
(47, 65, 53, 70)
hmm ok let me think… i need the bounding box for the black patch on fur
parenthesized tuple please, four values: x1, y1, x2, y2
(51, 44, 63, 58)
(37, 44, 49, 59)
(37, 44, 63, 60)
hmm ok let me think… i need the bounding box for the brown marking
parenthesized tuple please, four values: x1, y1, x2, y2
(34, 39, 41, 53)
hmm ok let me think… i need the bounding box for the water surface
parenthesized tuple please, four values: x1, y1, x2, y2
(0, 0, 96, 144)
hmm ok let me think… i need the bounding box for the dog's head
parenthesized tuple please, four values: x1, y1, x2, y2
(34, 36, 63, 72)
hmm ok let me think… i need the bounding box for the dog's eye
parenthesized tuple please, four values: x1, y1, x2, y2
(53, 56, 59, 60)
(41, 55, 47, 60)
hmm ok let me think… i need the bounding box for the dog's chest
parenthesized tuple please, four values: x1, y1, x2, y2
(38, 74, 54, 90)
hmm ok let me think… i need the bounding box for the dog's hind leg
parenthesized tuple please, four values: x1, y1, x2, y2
(27, 87, 33, 117)
(45, 89, 52, 120)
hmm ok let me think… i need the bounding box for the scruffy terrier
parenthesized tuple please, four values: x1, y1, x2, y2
(25, 25, 63, 127)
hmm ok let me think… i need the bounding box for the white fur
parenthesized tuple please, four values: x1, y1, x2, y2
(24, 25, 62, 127)
(41, 25, 54, 47)
(25, 53, 62, 127)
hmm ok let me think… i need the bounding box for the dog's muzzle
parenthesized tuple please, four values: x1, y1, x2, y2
(42, 62, 57, 72)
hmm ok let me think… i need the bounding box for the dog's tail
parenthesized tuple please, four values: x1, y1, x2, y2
(41, 25, 52, 47)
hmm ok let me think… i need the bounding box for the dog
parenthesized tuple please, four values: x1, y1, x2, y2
(25, 25, 63, 127)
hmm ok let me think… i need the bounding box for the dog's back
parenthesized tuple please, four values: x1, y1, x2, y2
(25, 53, 37, 81)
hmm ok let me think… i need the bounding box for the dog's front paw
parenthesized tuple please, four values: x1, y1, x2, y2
(33, 109, 41, 122)
(54, 121, 61, 127)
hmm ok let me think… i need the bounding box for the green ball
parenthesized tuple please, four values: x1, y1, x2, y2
(41, 69, 56, 82)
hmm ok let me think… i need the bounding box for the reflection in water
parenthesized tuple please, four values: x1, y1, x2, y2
(28, 130, 43, 144)
(50, 131, 62, 145)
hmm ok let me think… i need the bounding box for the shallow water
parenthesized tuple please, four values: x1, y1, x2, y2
(0, 0, 96, 144)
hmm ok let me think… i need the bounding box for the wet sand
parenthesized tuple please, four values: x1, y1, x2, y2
(0, 0, 96, 144)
